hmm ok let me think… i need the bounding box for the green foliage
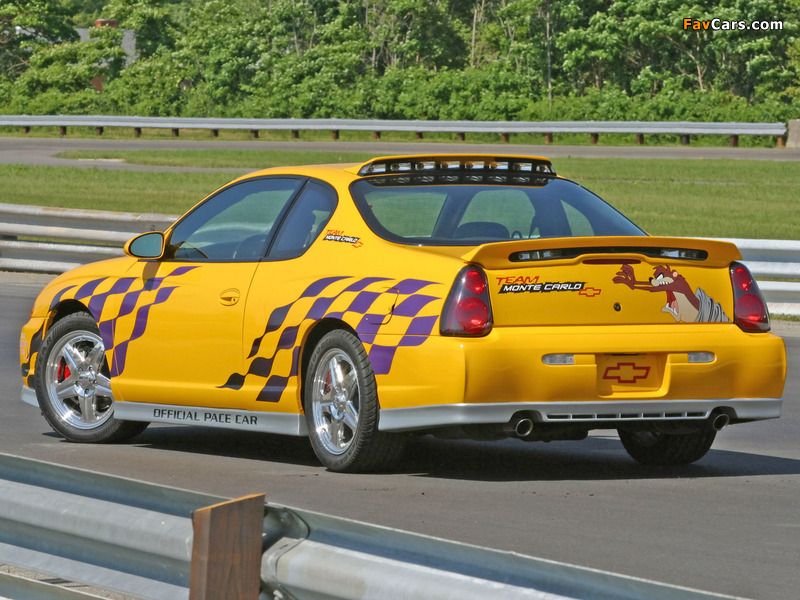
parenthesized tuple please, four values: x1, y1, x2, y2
(0, 0, 797, 122)
(0, 0, 78, 80)
(9, 24, 125, 114)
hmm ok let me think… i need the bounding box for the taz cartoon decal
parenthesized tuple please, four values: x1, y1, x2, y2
(613, 264, 729, 323)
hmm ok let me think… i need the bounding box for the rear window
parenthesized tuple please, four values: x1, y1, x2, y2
(349, 177, 646, 245)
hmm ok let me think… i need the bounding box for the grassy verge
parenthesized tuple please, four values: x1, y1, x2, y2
(56, 149, 376, 169)
(0, 165, 236, 214)
(17, 151, 797, 240)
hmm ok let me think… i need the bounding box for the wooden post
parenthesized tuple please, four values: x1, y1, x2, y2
(250, 130, 259, 139)
(22, 126, 30, 135)
(777, 135, 786, 148)
(635, 134, 644, 145)
(729, 135, 739, 148)
(501, 133, 510, 143)
(456, 132, 465, 141)
(544, 133, 553, 144)
(172, 128, 180, 137)
(59, 126, 67, 136)
(373, 131, 381, 139)
(190, 493, 265, 600)
(415, 131, 424, 140)
(291, 130, 299, 139)
(681, 134, 690, 146)
(134, 127, 142, 138)
(211, 129, 219, 138)
(590, 133, 599, 145)
(331, 130, 339, 140)
(96, 127, 104, 136)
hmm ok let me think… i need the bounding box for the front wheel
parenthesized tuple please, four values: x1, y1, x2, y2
(35, 312, 148, 443)
(618, 428, 716, 465)
(304, 330, 405, 472)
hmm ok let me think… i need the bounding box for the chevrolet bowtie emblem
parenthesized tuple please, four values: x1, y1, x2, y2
(603, 362, 650, 384)
(579, 287, 601, 297)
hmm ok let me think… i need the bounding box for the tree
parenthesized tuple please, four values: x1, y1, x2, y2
(0, 0, 78, 80)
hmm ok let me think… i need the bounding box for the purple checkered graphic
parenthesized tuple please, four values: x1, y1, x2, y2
(219, 275, 442, 403)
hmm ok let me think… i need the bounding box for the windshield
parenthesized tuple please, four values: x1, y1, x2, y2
(349, 177, 646, 245)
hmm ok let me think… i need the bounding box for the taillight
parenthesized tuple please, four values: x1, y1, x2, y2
(441, 266, 493, 336)
(730, 262, 770, 332)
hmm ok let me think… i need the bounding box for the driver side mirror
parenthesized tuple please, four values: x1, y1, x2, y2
(124, 231, 165, 259)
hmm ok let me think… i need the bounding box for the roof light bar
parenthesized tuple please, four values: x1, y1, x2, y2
(358, 156, 555, 177)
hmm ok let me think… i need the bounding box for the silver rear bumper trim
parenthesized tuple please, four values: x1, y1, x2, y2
(379, 398, 782, 432)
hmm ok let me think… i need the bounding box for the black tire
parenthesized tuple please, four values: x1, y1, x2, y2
(35, 312, 148, 443)
(618, 427, 716, 465)
(304, 329, 406, 472)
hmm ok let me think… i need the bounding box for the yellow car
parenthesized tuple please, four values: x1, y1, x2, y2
(19, 155, 786, 472)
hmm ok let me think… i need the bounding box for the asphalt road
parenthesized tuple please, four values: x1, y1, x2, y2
(2, 136, 800, 171)
(1, 272, 798, 600)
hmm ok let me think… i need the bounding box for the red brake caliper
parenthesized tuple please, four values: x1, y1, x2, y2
(57, 358, 71, 382)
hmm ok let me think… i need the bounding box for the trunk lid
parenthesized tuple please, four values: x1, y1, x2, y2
(459, 236, 740, 327)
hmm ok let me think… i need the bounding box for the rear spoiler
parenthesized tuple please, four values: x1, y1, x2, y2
(459, 236, 742, 270)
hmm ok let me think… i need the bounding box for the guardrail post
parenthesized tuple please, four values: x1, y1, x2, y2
(501, 133, 510, 143)
(172, 128, 180, 137)
(373, 131, 381, 139)
(190, 493, 265, 600)
(544, 133, 553, 143)
(590, 133, 599, 144)
(22, 126, 30, 134)
(134, 127, 142, 137)
(96, 127, 104, 136)
(250, 130, 259, 139)
(635, 133, 644, 145)
(332, 130, 340, 140)
(211, 129, 219, 137)
(729, 135, 738, 147)
(59, 126, 67, 136)
(786, 119, 799, 148)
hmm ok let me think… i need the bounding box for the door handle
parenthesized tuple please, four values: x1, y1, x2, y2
(219, 288, 240, 306)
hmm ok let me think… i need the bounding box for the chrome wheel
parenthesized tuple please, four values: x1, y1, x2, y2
(35, 312, 148, 443)
(43, 329, 114, 430)
(304, 329, 406, 472)
(309, 348, 360, 456)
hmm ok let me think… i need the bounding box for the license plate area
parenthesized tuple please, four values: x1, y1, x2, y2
(597, 353, 665, 395)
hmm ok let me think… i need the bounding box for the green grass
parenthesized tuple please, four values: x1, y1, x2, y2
(56, 149, 376, 169)
(550, 158, 800, 240)
(0, 151, 798, 239)
(0, 164, 236, 214)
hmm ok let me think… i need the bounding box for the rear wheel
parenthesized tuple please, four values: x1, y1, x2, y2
(618, 428, 716, 465)
(35, 313, 148, 443)
(304, 329, 405, 472)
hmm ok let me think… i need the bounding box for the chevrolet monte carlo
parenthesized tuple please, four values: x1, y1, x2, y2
(19, 155, 787, 472)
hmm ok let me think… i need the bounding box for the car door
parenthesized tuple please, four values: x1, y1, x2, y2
(114, 176, 306, 409)
(234, 180, 340, 411)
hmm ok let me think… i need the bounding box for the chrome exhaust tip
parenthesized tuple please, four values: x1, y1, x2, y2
(709, 413, 730, 432)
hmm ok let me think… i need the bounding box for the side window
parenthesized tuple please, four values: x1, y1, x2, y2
(168, 178, 304, 261)
(269, 181, 337, 260)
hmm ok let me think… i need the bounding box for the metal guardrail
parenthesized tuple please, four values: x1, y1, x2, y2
(0, 453, 740, 600)
(0, 115, 789, 145)
(0, 202, 798, 316)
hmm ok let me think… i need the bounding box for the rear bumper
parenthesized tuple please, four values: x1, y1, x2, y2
(379, 398, 782, 432)
(373, 323, 786, 430)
